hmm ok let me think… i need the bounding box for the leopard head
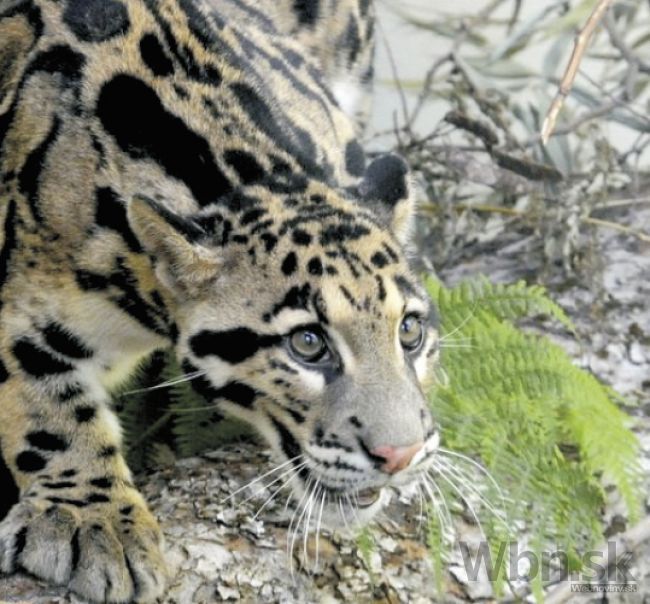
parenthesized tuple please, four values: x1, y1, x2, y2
(128, 154, 440, 525)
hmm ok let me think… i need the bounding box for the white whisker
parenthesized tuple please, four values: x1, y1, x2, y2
(432, 461, 486, 539)
(440, 306, 477, 341)
(121, 370, 206, 396)
(439, 343, 476, 350)
(314, 489, 327, 571)
(437, 447, 506, 504)
(289, 479, 316, 573)
(420, 473, 452, 537)
(253, 465, 305, 520)
(434, 458, 508, 528)
(221, 455, 302, 503)
(302, 480, 319, 569)
(240, 460, 308, 507)
(287, 476, 314, 574)
(338, 496, 352, 533)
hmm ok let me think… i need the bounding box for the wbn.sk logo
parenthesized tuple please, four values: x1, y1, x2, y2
(460, 541, 635, 585)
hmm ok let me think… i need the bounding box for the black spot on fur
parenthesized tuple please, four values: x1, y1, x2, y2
(383, 243, 399, 262)
(307, 257, 323, 276)
(293, 0, 319, 26)
(63, 0, 130, 42)
(230, 83, 321, 178)
(214, 381, 258, 408)
(97, 75, 232, 206)
(89, 477, 113, 489)
(286, 408, 305, 424)
(18, 116, 61, 223)
(74, 406, 96, 423)
(375, 275, 386, 301)
(75, 270, 109, 291)
(394, 275, 417, 296)
(349, 415, 363, 428)
(320, 223, 370, 245)
(0, 200, 17, 306)
(345, 140, 365, 177)
(13, 338, 74, 377)
(174, 84, 189, 99)
(240, 208, 266, 226)
(86, 493, 110, 504)
(42, 322, 93, 359)
(59, 383, 84, 402)
(344, 14, 361, 66)
(47, 496, 86, 507)
(61, 469, 78, 477)
(339, 285, 357, 308)
(42, 481, 76, 489)
(224, 149, 266, 185)
(16, 451, 47, 473)
(99, 446, 117, 458)
(95, 188, 142, 252)
(260, 233, 278, 252)
(189, 328, 280, 363)
(188, 373, 220, 401)
(28, 45, 86, 82)
(281, 252, 297, 276)
(292, 229, 312, 246)
(270, 416, 302, 463)
(0, 446, 19, 519)
(12, 526, 27, 567)
(107, 256, 171, 337)
(370, 251, 388, 268)
(268, 283, 311, 319)
(0, 359, 8, 383)
(27, 431, 68, 452)
(139, 33, 174, 76)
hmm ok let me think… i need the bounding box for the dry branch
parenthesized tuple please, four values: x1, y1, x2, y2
(541, 0, 615, 145)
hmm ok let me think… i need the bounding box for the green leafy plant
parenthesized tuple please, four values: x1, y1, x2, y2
(426, 276, 642, 590)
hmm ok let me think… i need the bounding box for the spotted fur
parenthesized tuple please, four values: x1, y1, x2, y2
(0, 0, 439, 601)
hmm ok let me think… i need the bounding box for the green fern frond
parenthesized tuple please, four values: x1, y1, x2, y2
(426, 275, 642, 585)
(432, 277, 575, 332)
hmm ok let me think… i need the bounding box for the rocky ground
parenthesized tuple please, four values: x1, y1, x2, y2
(2, 203, 648, 604)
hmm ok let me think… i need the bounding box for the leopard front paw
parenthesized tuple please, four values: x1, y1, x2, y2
(0, 497, 167, 603)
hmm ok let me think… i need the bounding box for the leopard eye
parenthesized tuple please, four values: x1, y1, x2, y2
(289, 328, 328, 362)
(399, 314, 424, 352)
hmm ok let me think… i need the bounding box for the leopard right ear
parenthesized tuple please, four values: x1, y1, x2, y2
(358, 154, 415, 247)
(127, 196, 222, 295)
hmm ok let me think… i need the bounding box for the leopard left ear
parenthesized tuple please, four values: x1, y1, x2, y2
(358, 154, 415, 246)
(127, 195, 222, 296)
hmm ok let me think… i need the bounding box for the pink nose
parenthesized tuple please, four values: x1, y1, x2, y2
(371, 441, 423, 474)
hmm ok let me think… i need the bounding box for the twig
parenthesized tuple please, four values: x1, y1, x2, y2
(583, 216, 650, 242)
(541, 0, 615, 145)
(421, 202, 650, 243)
(407, 0, 512, 129)
(377, 19, 411, 133)
(445, 110, 563, 181)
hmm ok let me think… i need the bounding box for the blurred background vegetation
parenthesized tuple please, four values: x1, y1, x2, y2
(371, 0, 650, 275)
